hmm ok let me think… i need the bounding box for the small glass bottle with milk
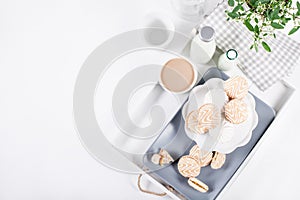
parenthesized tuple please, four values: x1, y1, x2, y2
(190, 26, 216, 64)
(217, 49, 238, 71)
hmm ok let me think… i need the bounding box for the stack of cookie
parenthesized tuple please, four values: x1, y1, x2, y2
(177, 145, 226, 193)
(186, 76, 249, 136)
(224, 76, 249, 124)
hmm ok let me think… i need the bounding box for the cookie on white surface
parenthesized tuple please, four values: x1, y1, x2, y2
(224, 99, 248, 124)
(224, 76, 248, 99)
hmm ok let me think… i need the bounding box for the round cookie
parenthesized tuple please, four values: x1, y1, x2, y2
(211, 152, 226, 169)
(224, 99, 248, 124)
(197, 103, 221, 134)
(224, 76, 248, 99)
(189, 145, 213, 167)
(189, 145, 201, 161)
(199, 150, 213, 167)
(178, 155, 201, 178)
(186, 110, 202, 134)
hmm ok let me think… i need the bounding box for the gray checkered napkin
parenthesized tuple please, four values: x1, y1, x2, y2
(202, 3, 300, 91)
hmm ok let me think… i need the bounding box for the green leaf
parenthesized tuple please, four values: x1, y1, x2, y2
(273, 33, 276, 38)
(266, 10, 272, 20)
(262, 41, 271, 52)
(232, 5, 242, 13)
(288, 26, 300, 35)
(254, 25, 260, 35)
(249, 0, 257, 6)
(270, 7, 280, 20)
(255, 18, 258, 23)
(254, 43, 258, 52)
(281, 18, 287, 25)
(250, 45, 254, 50)
(260, 0, 270, 4)
(244, 20, 254, 32)
(297, 1, 300, 10)
(228, 12, 239, 18)
(271, 22, 284, 29)
(283, 18, 291, 24)
(254, 0, 261, 6)
(228, 0, 234, 7)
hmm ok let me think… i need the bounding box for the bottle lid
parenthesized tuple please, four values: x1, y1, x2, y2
(198, 26, 215, 42)
(226, 49, 238, 60)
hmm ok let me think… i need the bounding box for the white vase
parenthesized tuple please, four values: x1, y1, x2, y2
(190, 26, 216, 64)
(217, 49, 238, 71)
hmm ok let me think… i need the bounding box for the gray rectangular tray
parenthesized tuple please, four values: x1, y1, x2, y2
(144, 68, 275, 200)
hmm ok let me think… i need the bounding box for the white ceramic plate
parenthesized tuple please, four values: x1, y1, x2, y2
(182, 78, 258, 154)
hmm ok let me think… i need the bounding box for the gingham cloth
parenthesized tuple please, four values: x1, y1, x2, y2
(202, 3, 300, 91)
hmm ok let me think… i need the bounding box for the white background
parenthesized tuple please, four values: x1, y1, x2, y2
(1, 0, 300, 199)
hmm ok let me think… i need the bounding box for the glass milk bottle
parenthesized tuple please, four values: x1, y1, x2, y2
(190, 26, 216, 64)
(217, 49, 238, 71)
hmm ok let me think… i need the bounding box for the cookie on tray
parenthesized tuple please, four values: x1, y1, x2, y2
(189, 145, 201, 161)
(189, 145, 213, 167)
(188, 177, 209, 193)
(178, 155, 201, 178)
(211, 152, 226, 169)
(199, 150, 213, 167)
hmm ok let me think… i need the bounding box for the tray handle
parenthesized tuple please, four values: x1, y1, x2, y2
(137, 174, 167, 197)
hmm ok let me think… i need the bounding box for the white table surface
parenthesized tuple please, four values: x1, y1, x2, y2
(1, 0, 300, 199)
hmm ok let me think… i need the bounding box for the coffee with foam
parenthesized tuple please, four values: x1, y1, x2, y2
(160, 58, 195, 93)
